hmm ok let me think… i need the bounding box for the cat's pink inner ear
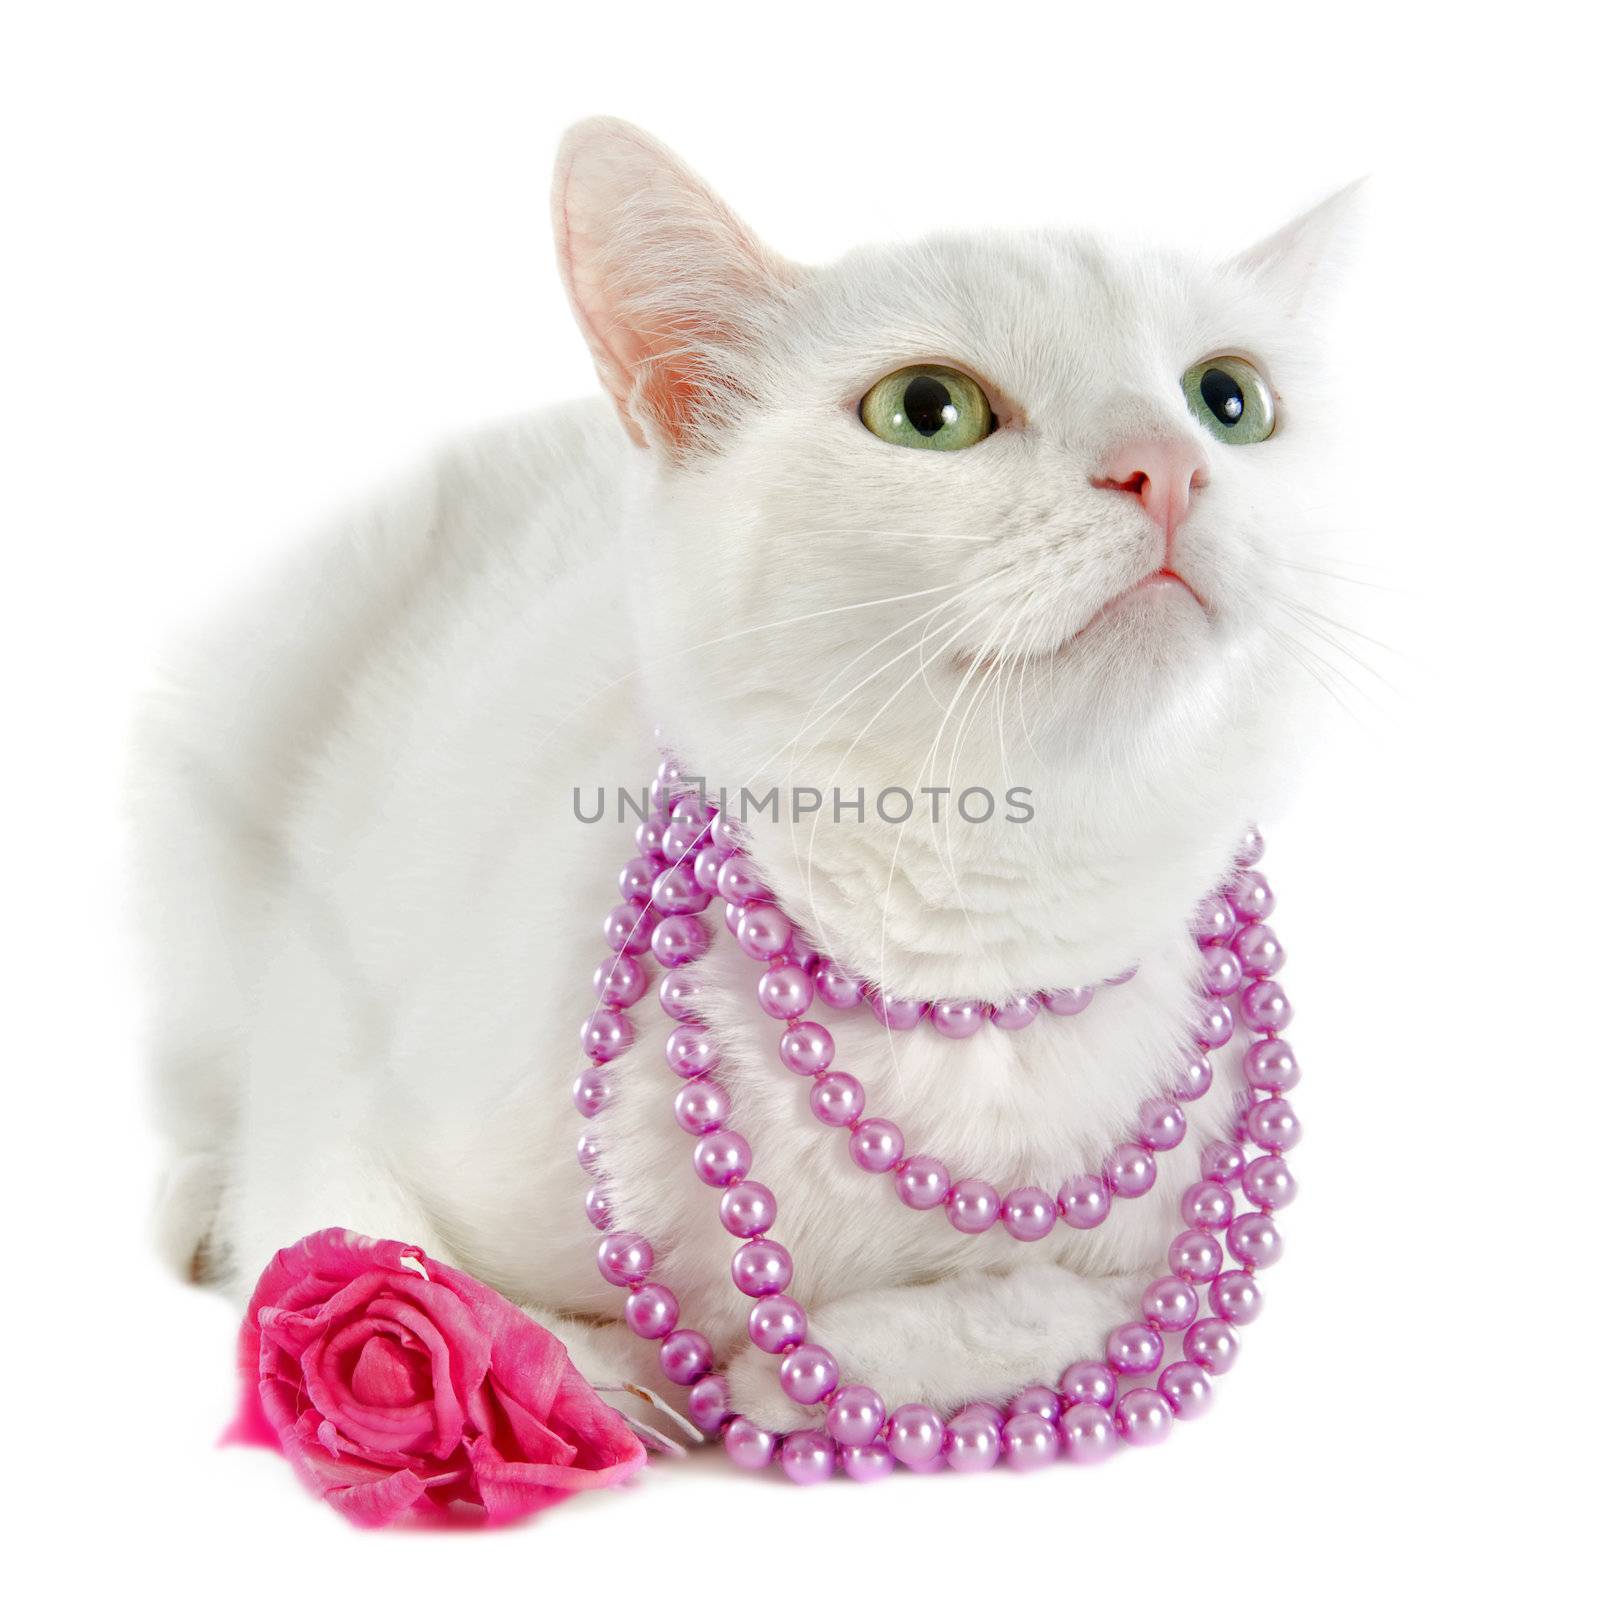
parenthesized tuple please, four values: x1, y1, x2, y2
(552, 117, 796, 452)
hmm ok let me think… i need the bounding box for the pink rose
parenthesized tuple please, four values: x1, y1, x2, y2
(227, 1228, 646, 1528)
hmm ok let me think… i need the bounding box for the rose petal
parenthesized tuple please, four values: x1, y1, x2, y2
(350, 1333, 426, 1407)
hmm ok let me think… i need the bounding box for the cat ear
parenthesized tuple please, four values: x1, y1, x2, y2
(1233, 180, 1365, 317)
(552, 117, 800, 452)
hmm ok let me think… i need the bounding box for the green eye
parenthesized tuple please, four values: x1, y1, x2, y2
(860, 364, 995, 451)
(1182, 355, 1276, 445)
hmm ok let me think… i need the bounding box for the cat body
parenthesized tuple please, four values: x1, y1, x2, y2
(135, 120, 1354, 1431)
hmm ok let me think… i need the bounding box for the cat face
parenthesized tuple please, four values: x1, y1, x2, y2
(555, 118, 1357, 982)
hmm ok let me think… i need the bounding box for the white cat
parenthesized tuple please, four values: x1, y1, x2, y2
(133, 117, 1356, 1436)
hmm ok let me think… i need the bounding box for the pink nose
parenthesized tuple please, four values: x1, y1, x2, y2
(1093, 440, 1208, 547)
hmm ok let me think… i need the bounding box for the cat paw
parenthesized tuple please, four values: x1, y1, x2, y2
(723, 1341, 823, 1436)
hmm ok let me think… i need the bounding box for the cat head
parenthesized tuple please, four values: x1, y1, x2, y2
(553, 117, 1359, 991)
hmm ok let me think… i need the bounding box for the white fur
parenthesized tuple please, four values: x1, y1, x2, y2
(132, 118, 1356, 1431)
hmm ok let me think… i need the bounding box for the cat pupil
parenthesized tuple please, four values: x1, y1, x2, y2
(903, 375, 954, 436)
(1200, 367, 1245, 427)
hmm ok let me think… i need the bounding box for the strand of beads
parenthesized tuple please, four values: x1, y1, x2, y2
(576, 777, 1299, 1481)
(700, 824, 1255, 1242)
(743, 918, 1228, 1242)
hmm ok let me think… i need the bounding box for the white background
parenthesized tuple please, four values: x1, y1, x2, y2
(3, 2, 1593, 1591)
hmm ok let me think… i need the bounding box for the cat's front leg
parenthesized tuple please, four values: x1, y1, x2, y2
(724, 1261, 1145, 1435)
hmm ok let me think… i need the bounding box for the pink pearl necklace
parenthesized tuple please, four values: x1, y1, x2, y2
(574, 763, 1300, 1481)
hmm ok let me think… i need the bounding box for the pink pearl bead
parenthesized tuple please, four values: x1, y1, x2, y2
(673, 1079, 728, 1136)
(896, 1155, 952, 1210)
(780, 1430, 836, 1484)
(618, 856, 657, 905)
(658, 970, 702, 1022)
(692, 1130, 751, 1187)
(659, 1328, 714, 1386)
(1201, 1139, 1246, 1184)
(1181, 1179, 1235, 1232)
(635, 816, 669, 859)
(778, 1020, 834, 1076)
(1115, 1388, 1175, 1446)
(1245, 1096, 1302, 1152)
(686, 1373, 730, 1434)
(1243, 1038, 1301, 1092)
(651, 913, 708, 967)
(1136, 1098, 1187, 1152)
(1235, 921, 1286, 977)
(692, 843, 731, 893)
(715, 856, 764, 907)
(1042, 985, 1095, 1016)
(1059, 1361, 1118, 1409)
(665, 1022, 719, 1079)
(1226, 868, 1275, 922)
(1060, 1401, 1117, 1463)
(1183, 1317, 1240, 1373)
(1172, 1048, 1213, 1103)
(868, 990, 925, 1030)
(603, 903, 655, 955)
(813, 959, 864, 1009)
(580, 1008, 634, 1063)
(1194, 998, 1236, 1050)
(888, 1403, 945, 1468)
(1210, 1270, 1264, 1324)
(780, 1343, 840, 1406)
(946, 1178, 1001, 1234)
(946, 1408, 1002, 1472)
(723, 901, 745, 937)
(1105, 1321, 1164, 1375)
(809, 1072, 865, 1128)
(576, 1131, 603, 1176)
(583, 1185, 612, 1231)
(1158, 1360, 1213, 1419)
(747, 1293, 807, 1354)
(593, 954, 648, 1008)
(662, 816, 705, 862)
(1009, 1385, 1062, 1423)
(1193, 892, 1239, 945)
(1105, 1143, 1157, 1198)
(709, 811, 742, 851)
(1201, 945, 1243, 998)
(1236, 824, 1266, 866)
(572, 1066, 610, 1119)
(930, 998, 985, 1037)
(1227, 1210, 1284, 1269)
(1002, 1186, 1057, 1241)
(1058, 1174, 1111, 1229)
(850, 1118, 905, 1173)
(1141, 1274, 1201, 1331)
(1240, 979, 1293, 1034)
(624, 1283, 679, 1340)
(596, 1231, 653, 1288)
(1242, 1154, 1298, 1209)
(1105, 965, 1138, 985)
(730, 1239, 792, 1297)
(840, 1441, 895, 1482)
(826, 1385, 887, 1446)
(724, 1417, 776, 1470)
(755, 963, 813, 1025)
(719, 1180, 777, 1238)
(736, 904, 792, 961)
(651, 862, 711, 915)
(990, 994, 1040, 1030)
(1169, 1229, 1225, 1284)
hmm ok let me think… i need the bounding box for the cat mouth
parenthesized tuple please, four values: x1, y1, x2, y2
(959, 569, 1208, 673)
(1054, 568, 1208, 653)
